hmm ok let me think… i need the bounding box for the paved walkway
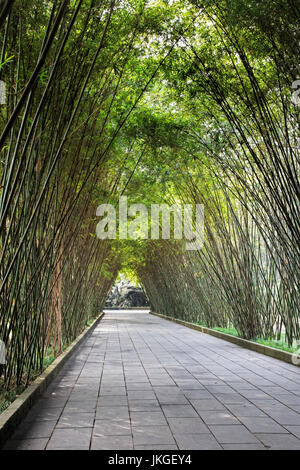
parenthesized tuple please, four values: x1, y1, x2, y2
(4, 310, 300, 450)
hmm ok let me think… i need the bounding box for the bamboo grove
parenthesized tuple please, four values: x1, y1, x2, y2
(0, 0, 299, 395)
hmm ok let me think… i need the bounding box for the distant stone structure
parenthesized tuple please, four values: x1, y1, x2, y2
(105, 277, 149, 308)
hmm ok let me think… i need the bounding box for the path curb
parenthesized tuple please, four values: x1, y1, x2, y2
(0, 312, 105, 449)
(150, 312, 299, 368)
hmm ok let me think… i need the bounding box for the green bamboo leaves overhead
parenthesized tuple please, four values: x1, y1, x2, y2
(0, 0, 177, 391)
(0, 0, 299, 397)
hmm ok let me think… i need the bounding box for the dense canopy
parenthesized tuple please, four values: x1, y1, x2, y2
(0, 0, 299, 396)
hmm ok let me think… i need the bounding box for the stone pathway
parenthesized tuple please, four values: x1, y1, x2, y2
(4, 310, 300, 450)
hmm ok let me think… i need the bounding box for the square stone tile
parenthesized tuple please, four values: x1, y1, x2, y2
(285, 426, 300, 438)
(56, 412, 94, 428)
(44, 386, 73, 399)
(135, 444, 178, 450)
(174, 433, 222, 450)
(150, 378, 176, 386)
(226, 403, 266, 417)
(190, 399, 227, 412)
(183, 390, 214, 400)
(156, 393, 189, 405)
(239, 417, 288, 433)
(99, 386, 126, 396)
(96, 406, 129, 420)
(24, 406, 62, 422)
(177, 381, 205, 390)
(126, 383, 152, 391)
(47, 427, 92, 450)
(213, 393, 248, 404)
(255, 433, 300, 450)
(128, 399, 161, 412)
(132, 425, 176, 446)
(275, 394, 300, 406)
(222, 443, 266, 450)
(64, 399, 97, 413)
(266, 411, 300, 425)
(167, 417, 209, 434)
(68, 391, 99, 402)
(240, 390, 275, 400)
(199, 411, 239, 425)
(206, 385, 235, 394)
(229, 382, 258, 391)
(79, 369, 102, 378)
(162, 405, 198, 418)
(126, 377, 149, 384)
(131, 411, 167, 426)
(11, 420, 56, 440)
(73, 382, 99, 392)
(76, 377, 101, 385)
(91, 435, 133, 450)
(38, 396, 68, 408)
(98, 396, 128, 407)
(128, 390, 156, 400)
(209, 425, 260, 444)
(258, 386, 288, 395)
(93, 419, 131, 436)
(152, 386, 180, 394)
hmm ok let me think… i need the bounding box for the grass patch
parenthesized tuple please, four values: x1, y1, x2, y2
(43, 352, 55, 369)
(158, 315, 300, 356)
(86, 317, 95, 327)
(207, 325, 299, 354)
(0, 315, 100, 415)
(0, 349, 56, 415)
(0, 346, 64, 415)
(211, 326, 240, 337)
(0, 384, 26, 414)
(253, 337, 299, 354)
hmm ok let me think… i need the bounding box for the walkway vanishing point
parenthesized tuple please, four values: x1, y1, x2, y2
(4, 310, 300, 450)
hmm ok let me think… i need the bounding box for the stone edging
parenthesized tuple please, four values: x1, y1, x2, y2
(150, 311, 299, 368)
(0, 312, 105, 449)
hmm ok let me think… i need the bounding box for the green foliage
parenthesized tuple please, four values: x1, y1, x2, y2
(0, 0, 299, 398)
(0, 52, 14, 70)
(212, 327, 239, 337)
